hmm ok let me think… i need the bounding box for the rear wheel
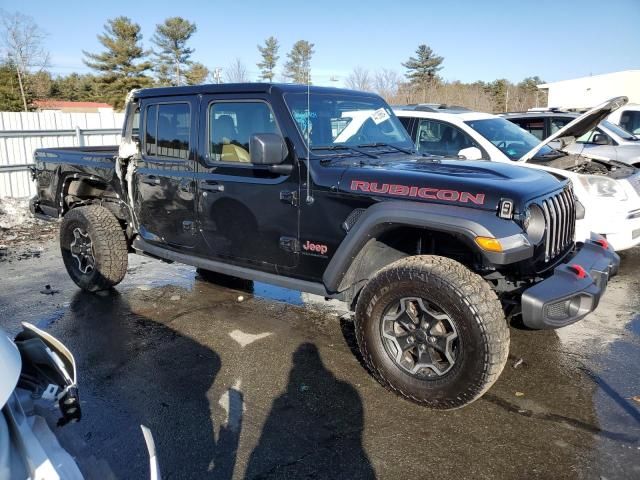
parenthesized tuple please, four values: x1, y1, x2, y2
(60, 205, 128, 292)
(354, 255, 509, 409)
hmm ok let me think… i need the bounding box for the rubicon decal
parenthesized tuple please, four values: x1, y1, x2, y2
(302, 240, 328, 256)
(350, 180, 485, 205)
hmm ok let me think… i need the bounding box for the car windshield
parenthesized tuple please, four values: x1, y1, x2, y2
(465, 117, 555, 160)
(283, 92, 414, 154)
(601, 120, 638, 141)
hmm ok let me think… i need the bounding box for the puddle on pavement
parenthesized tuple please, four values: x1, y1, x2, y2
(33, 308, 67, 329)
(251, 282, 304, 305)
(123, 254, 347, 316)
(627, 314, 640, 335)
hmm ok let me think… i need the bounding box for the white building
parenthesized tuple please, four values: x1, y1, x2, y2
(537, 70, 640, 109)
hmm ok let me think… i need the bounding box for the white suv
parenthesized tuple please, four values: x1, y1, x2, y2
(395, 98, 640, 251)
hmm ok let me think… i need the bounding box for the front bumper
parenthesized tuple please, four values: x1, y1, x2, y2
(521, 238, 620, 329)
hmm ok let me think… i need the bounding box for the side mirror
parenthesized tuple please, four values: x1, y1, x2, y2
(250, 133, 288, 165)
(592, 134, 609, 145)
(458, 146, 482, 160)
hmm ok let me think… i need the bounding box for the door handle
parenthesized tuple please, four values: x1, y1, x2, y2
(141, 175, 160, 186)
(199, 181, 225, 193)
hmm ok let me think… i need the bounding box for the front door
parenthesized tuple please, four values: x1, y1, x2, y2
(133, 97, 198, 248)
(195, 96, 300, 269)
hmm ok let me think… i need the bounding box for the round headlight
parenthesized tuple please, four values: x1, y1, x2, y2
(524, 205, 546, 244)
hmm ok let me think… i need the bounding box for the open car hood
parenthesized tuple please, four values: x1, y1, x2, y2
(519, 96, 629, 162)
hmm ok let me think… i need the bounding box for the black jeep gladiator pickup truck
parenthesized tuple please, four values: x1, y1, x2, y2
(30, 84, 619, 409)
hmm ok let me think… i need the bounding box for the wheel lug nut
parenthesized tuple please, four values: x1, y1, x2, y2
(428, 337, 436, 343)
(419, 344, 426, 351)
(407, 336, 415, 344)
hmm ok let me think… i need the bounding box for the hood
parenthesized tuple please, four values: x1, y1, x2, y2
(520, 96, 629, 162)
(337, 156, 564, 212)
(0, 328, 21, 409)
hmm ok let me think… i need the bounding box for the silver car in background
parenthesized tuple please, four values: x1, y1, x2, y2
(503, 109, 640, 166)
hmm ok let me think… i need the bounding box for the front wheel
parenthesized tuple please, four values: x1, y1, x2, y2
(354, 255, 509, 409)
(60, 205, 128, 292)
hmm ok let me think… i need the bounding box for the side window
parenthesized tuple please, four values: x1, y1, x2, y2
(550, 117, 572, 135)
(620, 111, 640, 135)
(512, 118, 545, 140)
(576, 128, 609, 144)
(209, 101, 280, 163)
(398, 116, 413, 134)
(144, 103, 191, 159)
(145, 105, 157, 155)
(131, 108, 140, 140)
(415, 119, 477, 157)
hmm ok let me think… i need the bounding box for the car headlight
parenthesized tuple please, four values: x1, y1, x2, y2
(523, 205, 546, 244)
(579, 175, 627, 201)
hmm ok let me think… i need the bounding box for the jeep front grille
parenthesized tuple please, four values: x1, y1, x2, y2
(538, 186, 575, 262)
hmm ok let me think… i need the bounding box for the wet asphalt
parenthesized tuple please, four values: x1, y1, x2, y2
(0, 240, 639, 480)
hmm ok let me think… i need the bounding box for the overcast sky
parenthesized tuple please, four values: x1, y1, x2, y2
(2, 0, 639, 86)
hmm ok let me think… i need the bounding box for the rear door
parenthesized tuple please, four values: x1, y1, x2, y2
(133, 97, 198, 248)
(194, 95, 300, 269)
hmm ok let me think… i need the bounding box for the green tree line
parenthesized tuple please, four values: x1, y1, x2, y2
(1, 10, 545, 112)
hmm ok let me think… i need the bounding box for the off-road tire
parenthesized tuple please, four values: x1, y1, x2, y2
(60, 205, 128, 292)
(354, 255, 509, 409)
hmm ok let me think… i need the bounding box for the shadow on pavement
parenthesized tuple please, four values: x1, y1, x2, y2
(51, 290, 241, 480)
(245, 342, 375, 479)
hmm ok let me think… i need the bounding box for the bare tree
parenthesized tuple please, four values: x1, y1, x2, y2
(374, 69, 401, 101)
(225, 58, 249, 83)
(0, 10, 49, 111)
(345, 67, 372, 91)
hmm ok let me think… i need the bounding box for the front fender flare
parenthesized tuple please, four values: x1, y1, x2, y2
(322, 201, 530, 293)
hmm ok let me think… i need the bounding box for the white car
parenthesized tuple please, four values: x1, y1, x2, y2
(395, 97, 640, 251)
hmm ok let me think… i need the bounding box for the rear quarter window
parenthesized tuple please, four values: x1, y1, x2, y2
(144, 103, 191, 159)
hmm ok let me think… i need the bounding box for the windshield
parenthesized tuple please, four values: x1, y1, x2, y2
(601, 120, 638, 141)
(283, 92, 414, 153)
(465, 117, 555, 160)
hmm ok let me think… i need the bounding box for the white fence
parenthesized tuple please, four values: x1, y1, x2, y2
(0, 111, 125, 198)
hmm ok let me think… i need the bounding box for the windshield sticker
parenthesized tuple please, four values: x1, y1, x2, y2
(293, 110, 318, 137)
(371, 108, 390, 125)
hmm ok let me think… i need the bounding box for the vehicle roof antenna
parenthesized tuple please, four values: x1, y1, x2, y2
(305, 64, 314, 205)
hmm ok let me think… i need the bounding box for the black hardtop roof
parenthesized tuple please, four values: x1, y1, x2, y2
(133, 83, 380, 99)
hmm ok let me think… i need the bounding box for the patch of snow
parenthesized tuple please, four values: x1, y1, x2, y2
(0, 197, 34, 230)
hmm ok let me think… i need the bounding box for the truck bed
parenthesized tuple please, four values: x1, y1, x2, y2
(31, 145, 121, 218)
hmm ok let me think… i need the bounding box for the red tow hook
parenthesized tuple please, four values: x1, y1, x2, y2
(569, 264, 588, 279)
(595, 238, 609, 250)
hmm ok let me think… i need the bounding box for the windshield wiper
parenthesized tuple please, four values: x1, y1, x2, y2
(356, 142, 415, 155)
(311, 145, 379, 159)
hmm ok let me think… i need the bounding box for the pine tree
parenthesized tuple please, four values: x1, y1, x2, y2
(185, 62, 209, 85)
(402, 44, 444, 102)
(83, 16, 152, 109)
(257, 36, 279, 82)
(152, 17, 197, 86)
(0, 61, 27, 111)
(283, 40, 314, 84)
